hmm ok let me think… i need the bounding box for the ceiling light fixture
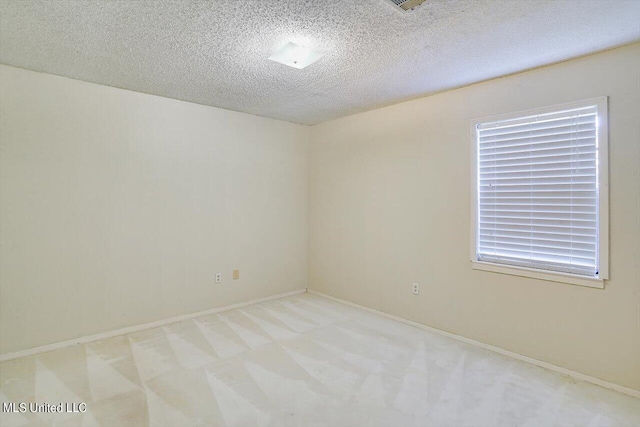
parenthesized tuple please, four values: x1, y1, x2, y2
(268, 42, 323, 69)
(383, 0, 428, 12)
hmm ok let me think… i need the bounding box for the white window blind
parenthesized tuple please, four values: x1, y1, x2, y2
(475, 104, 601, 277)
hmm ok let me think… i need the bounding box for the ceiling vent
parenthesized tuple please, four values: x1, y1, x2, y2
(383, 0, 428, 12)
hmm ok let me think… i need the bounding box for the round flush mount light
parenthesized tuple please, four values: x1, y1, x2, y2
(268, 42, 323, 70)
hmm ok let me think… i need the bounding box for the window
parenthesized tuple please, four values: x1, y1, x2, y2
(470, 97, 608, 288)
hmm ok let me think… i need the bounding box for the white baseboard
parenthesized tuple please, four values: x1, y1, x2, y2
(0, 288, 306, 363)
(307, 289, 640, 399)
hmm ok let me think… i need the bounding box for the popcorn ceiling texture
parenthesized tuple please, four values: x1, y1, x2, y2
(1, 0, 639, 125)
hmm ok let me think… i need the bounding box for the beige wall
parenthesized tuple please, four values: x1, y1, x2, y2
(309, 43, 640, 391)
(0, 65, 309, 355)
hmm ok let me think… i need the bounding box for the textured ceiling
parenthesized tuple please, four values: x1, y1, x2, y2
(1, 1, 639, 125)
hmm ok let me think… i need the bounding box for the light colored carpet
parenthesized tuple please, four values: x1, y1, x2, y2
(1, 293, 638, 426)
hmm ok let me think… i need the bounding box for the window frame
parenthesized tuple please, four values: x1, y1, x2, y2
(470, 97, 609, 289)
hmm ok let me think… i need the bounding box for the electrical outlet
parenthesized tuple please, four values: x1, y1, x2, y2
(215, 273, 222, 284)
(233, 269, 240, 280)
(412, 283, 420, 295)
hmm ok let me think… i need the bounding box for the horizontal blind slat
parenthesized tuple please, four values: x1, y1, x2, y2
(480, 225, 596, 237)
(479, 219, 596, 229)
(479, 241, 595, 254)
(477, 108, 596, 132)
(479, 237, 596, 251)
(480, 152, 596, 167)
(478, 115, 596, 138)
(480, 183, 595, 191)
(482, 188, 594, 199)
(479, 127, 595, 145)
(480, 165, 595, 176)
(480, 212, 596, 220)
(477, 106, 597, 130)
(480, 174, 596, 182)
(479, 143, 595, 158)
(480, 203, 596, 209)
(480, 158, 594, 168)
(481, 196, 596, 201)
(478, 246, 595, 262)
(479, 231, 595, 245)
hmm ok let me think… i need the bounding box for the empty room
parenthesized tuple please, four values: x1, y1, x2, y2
(1, 1, 639, 426)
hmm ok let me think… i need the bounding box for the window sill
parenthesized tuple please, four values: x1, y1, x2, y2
(471, 261, 605, 289)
